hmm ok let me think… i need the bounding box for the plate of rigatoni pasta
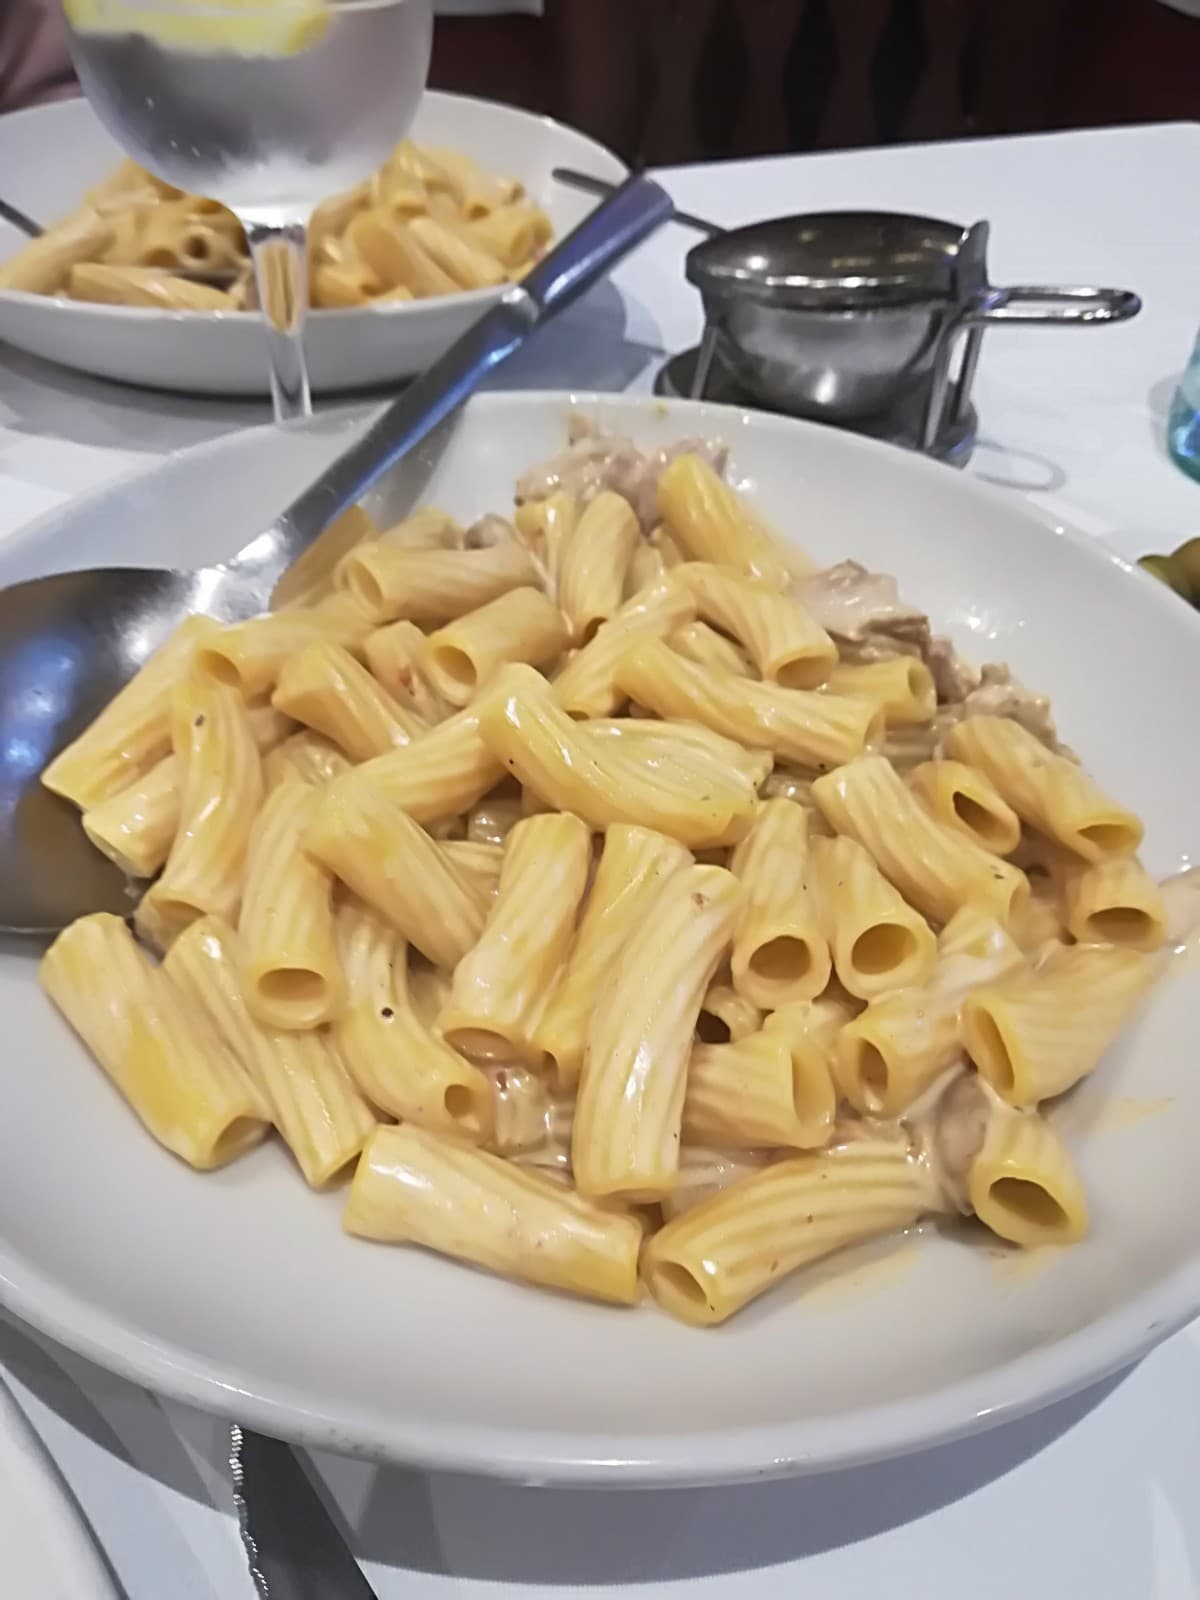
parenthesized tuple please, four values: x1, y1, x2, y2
(1, 392, 1197, 1484)
(0, 92, 623, 396)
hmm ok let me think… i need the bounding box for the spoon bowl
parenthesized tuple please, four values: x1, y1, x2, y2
(0, 565, 244, 933)
(0, 175, 673, 934)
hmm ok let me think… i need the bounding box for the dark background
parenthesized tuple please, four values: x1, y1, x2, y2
(431, 0, 1200, 166)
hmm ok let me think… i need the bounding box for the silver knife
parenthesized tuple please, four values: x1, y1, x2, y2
(229, 1424, 379, 1600)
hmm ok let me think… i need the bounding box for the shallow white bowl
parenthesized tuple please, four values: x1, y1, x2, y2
(0, 93, 625, 396)
(0, 393, 1197, 1486)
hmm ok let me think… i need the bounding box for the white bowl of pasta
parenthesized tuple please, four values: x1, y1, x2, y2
(0, 92, 625, 396)
(2, 391, 1199, 1485)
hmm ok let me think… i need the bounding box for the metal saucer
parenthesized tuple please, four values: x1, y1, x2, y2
(656, 343, 978, 468)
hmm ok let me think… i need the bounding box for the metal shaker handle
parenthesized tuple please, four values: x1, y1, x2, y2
(521, 173, 675, 316)
(967, 284, 1142, 326)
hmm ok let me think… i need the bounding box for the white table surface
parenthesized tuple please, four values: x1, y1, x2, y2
(2, 120, 1200, 1599)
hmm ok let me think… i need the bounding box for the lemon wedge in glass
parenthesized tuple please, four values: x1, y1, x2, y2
(62, 0, 330, 57)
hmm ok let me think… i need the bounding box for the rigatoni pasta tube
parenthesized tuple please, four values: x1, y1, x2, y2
(572, 864, 742, 1200)
(512, 491, 576, 592)
(423, 586, 569, 706)
(82, 754, 181, 879)
(69, 262, 235, 311)
(339, 538, 538, 626)
(364, 505, 461, 555)
(697, 981, 762, 1044)
(954, 1089, 1089, 1247)
(627, 542, 668, 596)
(438, 812, 591, 1062)
(615, 638, 881, 769)
(332, 898, 492, 1140)
(556, 491, 641, 643)
(478, 665, 758, 847)
(272, 640, 424, 760)
(642, 1136, 937, 1327)
(238, 783, 343, 1030)
(551, 576, 695, 718)
(946, 715, 1143, 863)
(683, 1027, 833, 1150)
(909, 758, 1021, 856)
(263, 731, 352, 789)
(42, 615, 220, 809)
(581, 717, 773, 794)
(811, 756, 1030, 929)
(834, 905, 1022, 1116)
(1057, 856, 1167, 952)
(675, 563, 836, 688)
(669, 620, 753, 678)
(139, 678, 263, 944)
(531, 824, 691, 1089)
(312, 261, 377, 308)
(440, 839, 505, 898)
(656, 452, 793, 586)
(364, 619, 454, 723)
(0, 207, 114, 293)
(341, 705, 503, 823)
(345, 1125, 642, 1305)
(469, 201, 552, 265)
(40, 914, 270, 1170)
(165, 918, 373, 1186)
(820, 658, 936, 725)
(729, 799, 831, 1007)
(809, 833, 937, 1001)
(408, 214, 507, 289)
(424, 145, 522, 214)
(344, 209, 456, 296)
(961, 943, 1153, 1107)
(759, 999, 845, 1149)
(306, 782, 487, 968)
(193, 599, 373, 698)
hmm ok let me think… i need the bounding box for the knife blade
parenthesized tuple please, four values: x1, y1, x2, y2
(229, 1424, 379, 1600)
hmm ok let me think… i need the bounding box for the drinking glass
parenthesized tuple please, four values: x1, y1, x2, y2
(60, 0, 433, 420)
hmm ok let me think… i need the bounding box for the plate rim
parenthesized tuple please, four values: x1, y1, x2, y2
(0, 88, 628, 327)
(2, 390, 1198, 1485)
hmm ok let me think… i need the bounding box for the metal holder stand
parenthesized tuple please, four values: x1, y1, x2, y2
(670, 324, 980, 467)
(678, 208, 1140, 465)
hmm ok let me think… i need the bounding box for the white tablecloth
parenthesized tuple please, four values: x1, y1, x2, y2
(2, 120, 1200, 1599)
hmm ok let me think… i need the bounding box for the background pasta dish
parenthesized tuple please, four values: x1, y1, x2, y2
(0, 140, 553, 310)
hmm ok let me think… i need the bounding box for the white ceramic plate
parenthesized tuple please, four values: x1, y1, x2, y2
(0, 93, 625, 396)
(0, 1368, 117, 1599)
(1, 394, 1197, 1486)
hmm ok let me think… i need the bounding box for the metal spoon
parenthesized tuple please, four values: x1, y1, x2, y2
(0, 174, 673, 935)
(552, 167, 720, 238)
(0, 194, 241, 291)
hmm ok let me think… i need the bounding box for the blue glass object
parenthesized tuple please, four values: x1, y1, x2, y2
(1168, 332, 1200, 481)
